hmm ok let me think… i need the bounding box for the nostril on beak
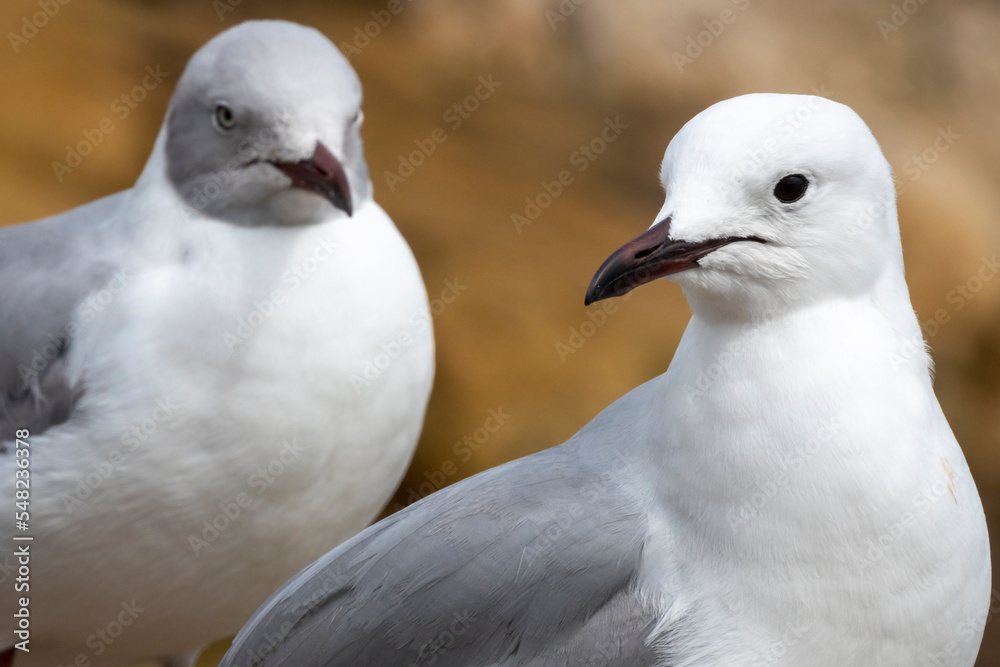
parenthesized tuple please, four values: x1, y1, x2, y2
(312, 142, 340, 177)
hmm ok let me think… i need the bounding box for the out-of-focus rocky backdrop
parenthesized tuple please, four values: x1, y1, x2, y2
(2, 0, 999, 664)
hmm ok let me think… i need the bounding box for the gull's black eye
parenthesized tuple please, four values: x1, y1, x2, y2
(214, 104, 237, 131)
(774, 174, 808, 203)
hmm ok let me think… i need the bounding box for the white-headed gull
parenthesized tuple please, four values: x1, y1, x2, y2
(220, 93, 989, 667)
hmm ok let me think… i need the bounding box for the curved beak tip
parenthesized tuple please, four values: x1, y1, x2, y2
(312, 141, 353, 217)
(583, 272, 615, 306)
(270, 141, 353, 216)
(584, 217, 674, 306)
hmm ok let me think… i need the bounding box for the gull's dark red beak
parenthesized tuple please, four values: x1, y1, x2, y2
(584, 217, 767, 305)
(270, 142, 353, 216)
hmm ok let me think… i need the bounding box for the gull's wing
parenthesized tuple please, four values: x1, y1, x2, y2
(0, 192, 129, 440)
(221, 443, 661, 666)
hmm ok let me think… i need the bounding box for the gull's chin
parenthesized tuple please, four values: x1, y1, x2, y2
(692, 243, 805, 282)
(270, 189, 339, 226)
(664, 265, 726, 293)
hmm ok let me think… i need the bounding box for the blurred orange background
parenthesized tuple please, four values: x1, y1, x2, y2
(2, 0, 999, 664)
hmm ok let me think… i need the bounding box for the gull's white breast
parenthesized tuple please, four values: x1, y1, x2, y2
(634, 295, 990, 666)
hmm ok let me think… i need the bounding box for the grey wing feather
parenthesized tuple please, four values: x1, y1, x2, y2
(222, 444, 660, 667)
(0, 192, 130, 441)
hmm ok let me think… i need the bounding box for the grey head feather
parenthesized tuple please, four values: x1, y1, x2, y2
(221, 444, 665, 666)
(165, 20, 370, 227)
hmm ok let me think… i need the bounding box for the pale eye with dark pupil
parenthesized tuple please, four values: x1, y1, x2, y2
(774, 174, 808, 203)
(214, 104, 237, 131)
